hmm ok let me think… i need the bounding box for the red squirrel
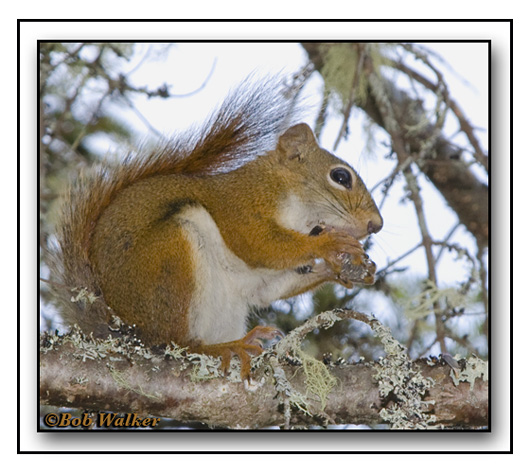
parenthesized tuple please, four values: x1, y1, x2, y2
(50, 79, 383, 380)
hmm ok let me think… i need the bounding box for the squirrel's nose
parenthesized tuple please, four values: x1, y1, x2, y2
(367, 219, 383, 235)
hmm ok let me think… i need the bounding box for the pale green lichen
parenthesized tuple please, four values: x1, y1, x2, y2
(39, 331, 62, 354)
(187, 354, 223, 382)
(59, 326, 155, 362)
(185, 351, 252, 384)
(404, 280, 469, 321)
(73, 376, 89, 385)
(266, 309, 440, 428)
(107, 365, 161, 401)
(41, 327, 166, 400)
(67, 328, 111, 361)
(270, 310, 342, 412)
(163, 342, 192, 373)
(268, 356, 313, 428)
(320, 43, 392, 111)
(450, 354, 488, 391)
(369, 315, 438, 429)
(163, 343, 188, 360)
(70, 287, 99, 304)
(261, 335, 328, 428)
(300, 351, 337, 411)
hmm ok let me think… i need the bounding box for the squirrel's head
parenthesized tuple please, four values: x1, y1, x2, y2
(275, 123, 383, 241)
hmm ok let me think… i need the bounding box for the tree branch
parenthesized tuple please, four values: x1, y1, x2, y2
(40, 311, 488, 430)
(388, 54, 488, 172)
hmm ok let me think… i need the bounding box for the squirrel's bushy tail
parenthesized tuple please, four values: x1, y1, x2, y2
(46, 76, 301, 335)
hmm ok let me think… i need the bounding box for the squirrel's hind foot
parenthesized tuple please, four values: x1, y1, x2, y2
(194, 326, 283, 381)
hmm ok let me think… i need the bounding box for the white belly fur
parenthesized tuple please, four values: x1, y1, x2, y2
(177, 206, 303, 344)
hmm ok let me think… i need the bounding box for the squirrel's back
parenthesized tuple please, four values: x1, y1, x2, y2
(48, 78, 301, 336)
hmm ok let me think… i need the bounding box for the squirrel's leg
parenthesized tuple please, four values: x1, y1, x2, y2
(191, 326, 283, 380)
(249, 261, 346, 303)
(221, 217, 368, 277)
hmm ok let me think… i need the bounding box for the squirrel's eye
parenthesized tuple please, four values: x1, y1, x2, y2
(330, 167, 353, 190)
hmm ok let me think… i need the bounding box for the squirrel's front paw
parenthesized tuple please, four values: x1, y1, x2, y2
(338, 252, 377, 286)
(311, 226, 376, 287)
(315, 227, 366, 272)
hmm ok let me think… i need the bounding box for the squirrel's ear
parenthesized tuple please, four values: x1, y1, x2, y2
(277, 123, 318, 161)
